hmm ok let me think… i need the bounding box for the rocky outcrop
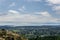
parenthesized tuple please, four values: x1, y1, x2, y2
(0, 29, 28, 40)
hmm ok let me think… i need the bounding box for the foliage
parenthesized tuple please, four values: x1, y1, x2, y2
(28, 36, 60, 40)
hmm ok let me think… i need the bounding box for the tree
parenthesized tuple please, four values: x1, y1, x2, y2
(1, 29, 7, 36)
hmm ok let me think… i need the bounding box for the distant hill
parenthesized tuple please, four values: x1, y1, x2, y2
(0, 25, 60, 30)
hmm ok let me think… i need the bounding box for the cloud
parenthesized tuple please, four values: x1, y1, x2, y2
(25, 0, 41, 2)
(52, 6, 60, 14)
(0, 10, 59, 25)
(18, 6, 26, 12)
(8, 10, 19, 14)
(52, 6, 60, 11)
(46, 0, 60, 4)
(45, 0, 60, 12)
(35, 11, 51, 17)
(9, 2, 16, 7)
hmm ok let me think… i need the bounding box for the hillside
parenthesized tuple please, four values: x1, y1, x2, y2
(0, 29, 28, 40)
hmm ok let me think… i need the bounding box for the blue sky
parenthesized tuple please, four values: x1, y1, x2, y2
(0, 0, 60, 26)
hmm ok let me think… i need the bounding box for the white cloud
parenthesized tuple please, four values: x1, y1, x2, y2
(0, 10, 59, 25)
(8, 10, 19, 14)
(19, 6, 26, 12)
(52, 6, 60, 11)
(35, 11, 51, 17)
(25, 0, 41, 2)
(52, 6, 60, 14)
(46, 0, 60, 4)
(45, 0, 60, 12)
(9, 2, 16, 7)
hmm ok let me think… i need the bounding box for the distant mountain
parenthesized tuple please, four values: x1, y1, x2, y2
(0, 25, 60, 30)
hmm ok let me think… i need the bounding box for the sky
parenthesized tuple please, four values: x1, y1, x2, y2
(0, 0, 60, 26)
